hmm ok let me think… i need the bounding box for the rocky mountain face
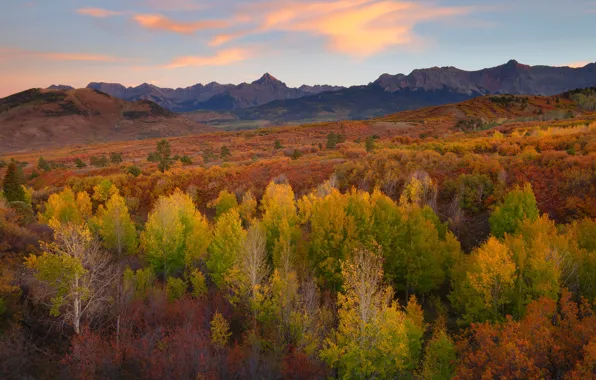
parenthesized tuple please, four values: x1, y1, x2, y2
(86, 73, 344, 112)
(372, 60, 596, 96)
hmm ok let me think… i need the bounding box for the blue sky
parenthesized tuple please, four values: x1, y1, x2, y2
(0, 0, 594, 96)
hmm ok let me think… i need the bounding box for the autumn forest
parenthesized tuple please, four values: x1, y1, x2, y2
(1, 93, 596, 379)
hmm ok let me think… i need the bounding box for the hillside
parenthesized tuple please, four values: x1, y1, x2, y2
(0, 88, 215, 152)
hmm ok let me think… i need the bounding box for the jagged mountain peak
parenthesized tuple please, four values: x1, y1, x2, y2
(253, 73, 285, 86)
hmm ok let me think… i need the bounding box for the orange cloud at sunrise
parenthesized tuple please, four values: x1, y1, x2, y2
(133, 14, 228, 35)
(77, 8, 125, 18)
(214, 0, 473, 58)
(165, 48, 251, 68)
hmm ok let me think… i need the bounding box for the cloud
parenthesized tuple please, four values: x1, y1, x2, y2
(213, 0, 474, 58)
(77, 8, 126, 18)
(0, 48, 125, 63)
(165, 48, 251, 68)
(133, 14, 227, 34)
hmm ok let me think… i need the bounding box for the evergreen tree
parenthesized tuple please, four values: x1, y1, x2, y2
(2, 161, 26, 202)
(37, 156, 51, 172)
(156, 139, 173, 173)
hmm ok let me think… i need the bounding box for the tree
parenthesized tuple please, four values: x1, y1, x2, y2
(37, 156, 51, 172)
(74, 158, 87, 169)
(209, 190, 238, 219)
(207, 209, 246, 289)
(210, 312, 232, 349)
(220, 145, 231, 159)
(180, 155, 192, 165)
(274, 140, 284, 150)
(238, 190, 257, 224)
(305, 188, 357, 290)
(261, 182, 298, 258)
(365, 136, 375, 152)
(2, 162, 25, 203)
(109, 152, 123, 164)
(98, 193, 138, 256)
(155, 139, 173, 173)
(240, 223, 269, 295)
(25, 220, 117, 334)
(40, 188, 92, 224)
(420, 325, 456, 380)
(92, 179, 118, 203)
(90, 155, 109, 168)
(450, 237, 516, 324)
(320, 247, 425, 378)
(141, 190, 211, 278)
(326, 132, 345, 149)
(489, 183, 539, 238)
(127, 165, 141, 177)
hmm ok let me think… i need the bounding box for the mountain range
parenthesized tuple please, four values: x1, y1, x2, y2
(76, 60, 596, 123)
(87, 74, 343, 113)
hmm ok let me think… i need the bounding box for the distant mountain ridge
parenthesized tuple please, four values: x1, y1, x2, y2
(39, 60, 596, 124)
(371, 60, 596, 96)
(86, 73, 344, 113)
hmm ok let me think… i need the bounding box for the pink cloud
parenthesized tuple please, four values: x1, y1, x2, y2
(133, 14, 227, 34)
(77, 8, 126, 18)
(165, 48, 251, 68)
(213, 0, 474, 58)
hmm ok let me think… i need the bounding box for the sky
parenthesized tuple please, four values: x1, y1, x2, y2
(0, 0, 594, 97)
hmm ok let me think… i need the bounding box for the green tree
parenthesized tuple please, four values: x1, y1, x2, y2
(261, 182, 299, 262)
(98, 193, 138, 256)
(274, 140, 283, 150)
(365, 136, 375, 152)
(320, 247, 425, 379)
(37, 156, 51, 172)
(420, 326, 457, 380)
(209, 190, 238, 219)
(166, 277, 186, 301)
(2, 162, 26, 203)
(180, 155, 192, 165)
(489, 183, 539, 238)
(25, 220, 117, 334)
(156, 139, 173, 173)
(450, 237, 516, 324)
(109, 152, 123, 164)
(141, 190, 211, 278)
(220, 145, 231, 159)
(207, 209, 246, 289)
(92, 179, 118, 203)
(90, 155, 109, 168)
(127, 165, 141, 177)
(326, 132, 345, 149)
(74, 158, 87, 169)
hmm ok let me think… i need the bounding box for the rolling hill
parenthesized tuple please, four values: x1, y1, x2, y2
(0, 88, 215, 152)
